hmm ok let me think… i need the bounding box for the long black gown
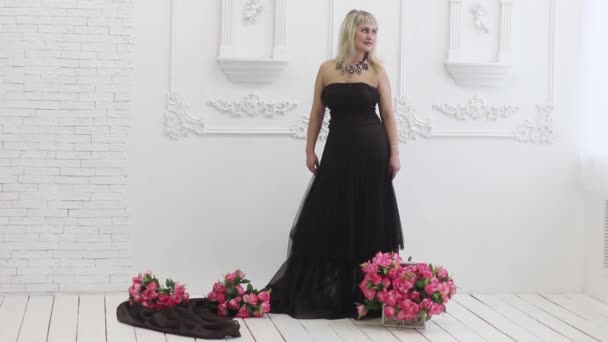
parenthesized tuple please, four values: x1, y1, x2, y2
(265, 82, 404, 319)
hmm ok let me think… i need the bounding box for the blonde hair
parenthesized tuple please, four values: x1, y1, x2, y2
(335, 9, 381, 72)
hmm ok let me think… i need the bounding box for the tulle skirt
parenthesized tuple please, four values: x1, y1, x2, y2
(265, 114, 404, 319)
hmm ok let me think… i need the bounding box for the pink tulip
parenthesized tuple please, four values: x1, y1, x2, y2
(436, 267, 448, 278)
(216, 293, 226, 303)
(261, 301, 271, 313)
(212, 281, 226, 293)
(383, 305, 396, 318)
(171, 293, 183, 306)
(387, 268, 399, 279)
(397, 309, 414, 321)
(429, 303, 445, 316)
(425, 283, 437, 296)
(227, 297, 241, 310)
(243, 294, 258, 305)
(357, 304, 368, 318)
(257, 291, 270, 302)
(225, 273, 237, 283)
(236, 306, 249, 318)
(158, 293, 171, 306)
(377, 290, 388, 302)
(235, 285, 245, 296)
(385, 292, 397, 306)
(363, 288, 376, 300)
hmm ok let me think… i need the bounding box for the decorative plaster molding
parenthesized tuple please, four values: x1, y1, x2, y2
(163, 92, 206, 140)
(432, 95, 519, 121)
(513, 104, 554, 144)
(290, 109, 330, 140)
(208, 94, 297, 118)
(433, 0, 556, 142)
(217, 0, 287, 83)
(471, 4, 489, 33)
(163, 0, 554, 143)
(394, 96, 432, 142)
(446, 0, 513, 87)
(216, 58, 287, 83)
(243, 0, 263, 23)
(445, 61, 512, 87)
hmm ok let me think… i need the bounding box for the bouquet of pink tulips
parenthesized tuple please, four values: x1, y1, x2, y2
(207, 269, 271, 318)
(128, 271, 190, 310)
(357, 252, 456, 321)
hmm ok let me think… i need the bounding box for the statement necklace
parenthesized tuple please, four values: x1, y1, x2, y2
(336, 58, 369, 77)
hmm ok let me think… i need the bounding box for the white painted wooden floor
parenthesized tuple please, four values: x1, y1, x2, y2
(0, 293, 607, 341)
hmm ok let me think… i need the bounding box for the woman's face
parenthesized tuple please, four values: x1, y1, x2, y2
(354, 22, 377, 54)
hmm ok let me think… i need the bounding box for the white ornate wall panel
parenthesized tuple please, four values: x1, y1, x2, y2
(163, 0, 557, 144)
(405, 0, 556, 143)
(134, 0, 584, 294)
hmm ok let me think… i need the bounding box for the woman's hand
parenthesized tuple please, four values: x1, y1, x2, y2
(306, 152, 320, 174)
(389, 154, 401, 179)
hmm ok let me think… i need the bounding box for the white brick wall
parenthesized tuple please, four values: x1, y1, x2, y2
(0, 0, 133, 293)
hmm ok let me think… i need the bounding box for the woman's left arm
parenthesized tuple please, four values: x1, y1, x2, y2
(377, 66, 401, 179)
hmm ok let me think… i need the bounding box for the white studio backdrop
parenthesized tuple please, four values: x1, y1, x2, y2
(0, 0, 590, 295)
(130, 0, 585, 295)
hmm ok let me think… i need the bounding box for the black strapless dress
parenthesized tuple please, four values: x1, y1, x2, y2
(265, 82, 404, 319)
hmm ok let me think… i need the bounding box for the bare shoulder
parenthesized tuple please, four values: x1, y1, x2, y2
(374, 62, 388, 78)
(316, 60, 337, 85)
(318, 59, 337, 75)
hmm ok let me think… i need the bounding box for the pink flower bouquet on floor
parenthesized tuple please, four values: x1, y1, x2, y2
(356, 252, 456, 328)
(206, 269, 271, 318)
(128, 271, 190, 310)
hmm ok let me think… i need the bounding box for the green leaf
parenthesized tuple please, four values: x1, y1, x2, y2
(247, 283, 254, 292)
(227, 287, 237, 297)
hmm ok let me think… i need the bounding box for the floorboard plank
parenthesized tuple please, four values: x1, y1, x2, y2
(135, 327, 167, 342)
(105, 295, 136, 342)
(47, 295, 78, 342)
(243, 314, 285, 341)
(17, 296, 54, 342)
(329, 318, 371, 341)
(0, 296, 28, 342)
(267, 313, 313, 342)
(498, 294, 596, 342)
(456, 294, 541, 342)
(474, 294, 569, 342)
(229, 318, 255, 341)
(299, 318, 342, 341)
(352, 318, 403, 342)
(542, 293, 608, 325)
(416, 320, 458, 342)
(518, 293, 608, 341)
(447, 296, 512, 341)
(432, 310, 485, 342)
(77, 295, 106, 342)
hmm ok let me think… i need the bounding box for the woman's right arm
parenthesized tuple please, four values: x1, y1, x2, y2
(305, 64, 327, 174)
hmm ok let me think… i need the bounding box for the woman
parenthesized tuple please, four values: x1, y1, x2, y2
(265, 9, 404, 319)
